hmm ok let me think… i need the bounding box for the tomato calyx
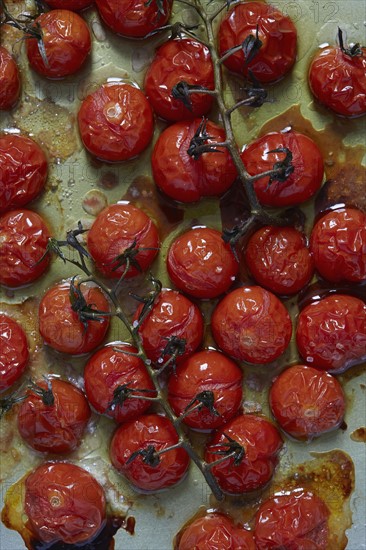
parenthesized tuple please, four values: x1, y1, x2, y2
(145, 0, 168, 19)
(207, 433, 245, 466)
(127, 444, 161, 467)
(69, 278, 112, 330)
(112, 240, 159, 279)
(187, 117, 227, 160)
(242, 26, 263, 65)
(267, 147, 295, 185)
(171, 81, 211, 112)
(338, 27, 363, 58)
(28, 377, 55, 406)
(181, 390, 220, 420)
(107, 384, 157, 412)
(130, 275, 162, 329)
(157, 336, 187, 374)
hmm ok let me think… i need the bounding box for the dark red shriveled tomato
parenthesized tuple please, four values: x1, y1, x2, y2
(0, 314, 29, 392)
(0, 46, 21, 110)
(45, 0, 94, 10)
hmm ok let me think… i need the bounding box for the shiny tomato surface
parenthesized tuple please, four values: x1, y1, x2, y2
(45, 0, 94, 10)
(25, 462, 106, 544)
(0, 46, 20, 110)
(0, 314, 29, 392)
(26, 10, 91, 78)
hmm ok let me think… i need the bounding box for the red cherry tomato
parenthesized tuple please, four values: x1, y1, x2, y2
(0, 134, 48, 213)
(167, 227, 238, 299)
(144, 38, 215, 122)
(240, 130, 324, 207)
(296, 294, 366, 373)
(45, 0, 93, 10)
(0, 46, 21, 110)
(151, 119, 237, 203)
(0, 209, 50, 288)
(84, 343, 156, 423)
(110, 414, 190, 492)
(205, 414, 283, 494)
(39, 280, 110, 354)
(95, 0, 172, 38)
(26, 10, 91, 78)
(134, 289, 204, 366)
(0, 314, 29, 392)
(254, 490, 330, 550)
(78, 83, 154, 162)
(168, 349, 243, 431)
(25, 462, 106, 544)
(218, 2, 297, 83)
(17, 378, 91, 453)
(310, 208, 366, 283)
(245, 226, 314, 295)
(87, 203, 159, 279)
(212, 286, 292, 364)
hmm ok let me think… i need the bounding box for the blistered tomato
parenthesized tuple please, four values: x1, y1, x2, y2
(0, 46, 21, 110)
(0, 314, 29, 392)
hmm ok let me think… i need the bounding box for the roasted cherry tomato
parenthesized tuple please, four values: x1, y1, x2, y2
(218, 2, 297, 83)
(269, 364, 345, 440)
(144, 38, 215, 122)
(205, 414, 283, 494)
(240, 130, 324, 207)
(110, 414, 190, 492)
(0, 314, 29, 392)
(310, 207, 366, 283)
(134, 289, 204, 366)
(25, 462, 106, 545)
(176, 512, 255, 550)
(0, 134, 48, 213)
(26, 10, 91, 78)
(0, 209, 50, 288)
(167, 227, 238, 299)
(17, 378, 91, 453)
(296, 294, 366, 373)
(87, 203, 159, 279)
(95, 0, 172, 38)
(245, 226, 314, 295)
(0, 46, 21, 110)
(39, 280, 110, 354)
(212, 286, 292, 364)
(152, 119, 237, 203)
(45, 0, 94, 10)
(84, 343, 156, 423)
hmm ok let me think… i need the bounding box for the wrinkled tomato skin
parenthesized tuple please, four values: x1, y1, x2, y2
(95, 0, 172, 38)
(39, 280, 110, 354)
(26, 10, 91, 78)
(310, 208, 366, 283)
(144, 39, 215, 122)
(17, 378, 91, 454)
(254, 490, 330, 550)
(212, 286, 292, 364)
(45, 0, 93, 10)
(241, 131, 324, 207)
(218, 2, 297, 83)
(269, 365, 345, 440)
(0, 209, 50, 288)
(78, 83, 154, 162)
(152, 119, 237, 203)
(135, 289, 204, 365)
(167, 227, 238, 299)
(87, 203, 159, 279)
(0, 134, 48, 214)
(110, 414, 190, 492)
(0, 314, 29, 392)
(168, 349, 243, 431)
(84, 343, 156, 423)
(205, 414, 283, 495)
(25, 462, 106, 545)
(0, 46, 21, 110)
(296, 294, 366, 373)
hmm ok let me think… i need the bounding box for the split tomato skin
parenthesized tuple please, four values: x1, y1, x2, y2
(0, 314, 29, 392)
(45, 0, 94, 10)
(0, 46, 21, 110)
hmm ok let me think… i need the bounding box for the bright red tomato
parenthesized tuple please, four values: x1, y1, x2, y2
(0, 46, 20, 110)
(151, 119, 237, 203)
(0, 314, 29, 392)
(240, 130, 324, 207)
(167, 227, 238, 299)
(212, 286, 292, 364)
(45, 0, 94, 10)
(39, 280, 111, 354)
(87, 203, 159, 279)
(95, 0, 172, 38)
(110, 414, 190, 492)
(205, 414, 283, 494)
(310, 207, 366, 283)
(25, 462, 106, 544)
(0, 209, 50, 288)
(17, 378, 91, 453)
(78, 83, 154, 162)
(26, 10, 91, 78)
(296, 294, 366, 373)
(218, 2, 297, 83)
(0, 134, 48, 213)
(254, 490, 330, 549)
(144, 39, 215, 122)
